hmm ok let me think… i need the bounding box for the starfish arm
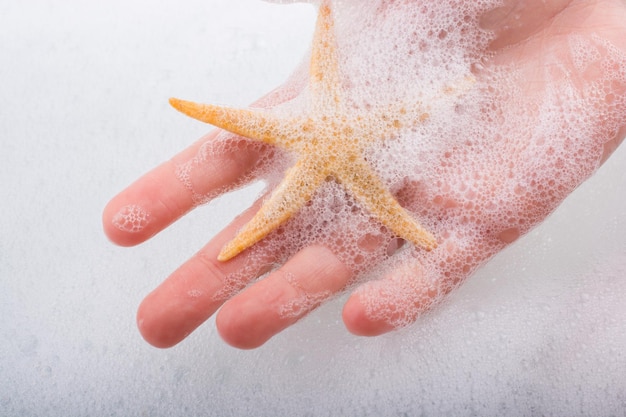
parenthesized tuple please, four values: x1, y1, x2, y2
(218, 160, 327, 261)
(169, 97, 295, 146)
(336, 157, 437, 251)
(309, 0, 342, 109)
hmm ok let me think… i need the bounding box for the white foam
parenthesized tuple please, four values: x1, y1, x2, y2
(173, 0, 626, 327)
(112, 204, 151, 233)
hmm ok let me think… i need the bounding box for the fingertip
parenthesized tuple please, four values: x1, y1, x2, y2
(102, 160, 192, 247)
(102, 199, 153, 247)
(342, 294, 395, 337)
(216, 301, 271, 350)
(136, 295, 185, 349)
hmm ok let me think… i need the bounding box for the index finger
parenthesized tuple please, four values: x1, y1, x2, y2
(102, 130, 267, 247)
(101, 64, 310, 248)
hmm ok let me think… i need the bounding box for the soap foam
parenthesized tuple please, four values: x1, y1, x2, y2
(112, 204, 151, 233)
(174, 0, 626, 326)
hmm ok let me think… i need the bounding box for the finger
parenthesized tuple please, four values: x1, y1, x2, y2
(216, 245, 352, 349)
(102, 130, 266, 247)
(102, 64, 309, 248)
(342, 255, 454, 337)
(136, 199, 274, 348)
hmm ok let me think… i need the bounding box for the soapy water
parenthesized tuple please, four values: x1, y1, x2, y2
(170, 0, 626, 328)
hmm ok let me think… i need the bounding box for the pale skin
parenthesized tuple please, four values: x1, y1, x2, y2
(103, 0, 626, 349)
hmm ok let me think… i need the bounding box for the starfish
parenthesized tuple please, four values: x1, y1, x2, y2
(170, 1, 439, 262)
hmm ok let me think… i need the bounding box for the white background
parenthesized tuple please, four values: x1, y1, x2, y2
(1, 1, 625, 416)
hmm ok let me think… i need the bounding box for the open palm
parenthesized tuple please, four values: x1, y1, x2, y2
(103, 0, 626, 349)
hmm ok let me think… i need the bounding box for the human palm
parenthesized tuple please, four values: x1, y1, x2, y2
(103, 0, 626, 349)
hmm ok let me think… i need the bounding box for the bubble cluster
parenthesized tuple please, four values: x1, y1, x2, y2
(112, 204, 151, 233)
(175, 0, 626, 326)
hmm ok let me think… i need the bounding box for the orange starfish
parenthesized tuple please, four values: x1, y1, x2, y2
(170, 1, 438, 262)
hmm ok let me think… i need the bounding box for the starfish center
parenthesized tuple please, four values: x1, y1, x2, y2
(169, 1, 440, 261)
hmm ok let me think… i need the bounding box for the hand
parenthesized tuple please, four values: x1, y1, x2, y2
(103, 0, 626, 349)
